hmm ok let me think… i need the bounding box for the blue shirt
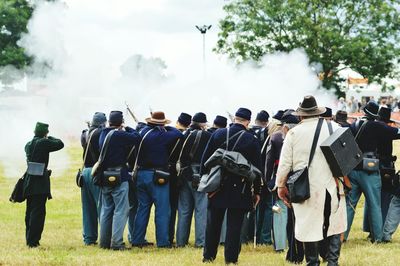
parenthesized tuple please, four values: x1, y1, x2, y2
(137, 125, 182, 169)
(350, 119, 400, 153)
(99, 126, 141, 182)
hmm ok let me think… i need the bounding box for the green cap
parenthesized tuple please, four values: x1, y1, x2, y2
(34, 122, 49, 137)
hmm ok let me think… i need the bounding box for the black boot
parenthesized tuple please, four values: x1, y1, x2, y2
(304, 242, 320, 266)
(326, 234, 341, 266)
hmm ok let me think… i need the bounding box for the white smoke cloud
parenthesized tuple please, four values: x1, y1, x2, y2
(0, 0, 335, 177)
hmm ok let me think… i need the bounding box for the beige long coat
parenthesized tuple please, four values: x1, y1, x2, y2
(276, 117, 347, 242)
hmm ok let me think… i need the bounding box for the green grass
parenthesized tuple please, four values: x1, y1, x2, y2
(0, 144, 399, 266)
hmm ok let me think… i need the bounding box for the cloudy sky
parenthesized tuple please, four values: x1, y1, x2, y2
(60, 0, 226, 75)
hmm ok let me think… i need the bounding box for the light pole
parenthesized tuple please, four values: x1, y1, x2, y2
(196, 25, 212, 78)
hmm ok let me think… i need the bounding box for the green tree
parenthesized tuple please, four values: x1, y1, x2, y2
(0, 0, 33, 70)
(216, 0, 400, 95)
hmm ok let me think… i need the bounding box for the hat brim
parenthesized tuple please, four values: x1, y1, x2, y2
(292, 107, 326, 117)
(364, 108, 379, 118)
(145, 117, 171, 125)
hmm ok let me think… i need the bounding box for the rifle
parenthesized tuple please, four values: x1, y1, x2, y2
(125, 102, 139, 124)
(226, 111, 234, 123)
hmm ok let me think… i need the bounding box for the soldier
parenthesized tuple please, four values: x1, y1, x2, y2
(80, 112, 107, 245)
(23, 122, 64, 247)
(241, 110, 271, 244)
(277, 96, 347, 266)
(131, 111, 182, 248)
(176, 112, 212, 248)
(334, 110, 350, 127)
(266, 113, 302, 261)
(169, 112, 191, 244)
(345, 102, 400, 243)
(98, 111, 141, 250)
(363, 107, 398, 239)
(383, 187, 400, 242)
(208, 115, 228, 134)
(202, 108, 262, 264)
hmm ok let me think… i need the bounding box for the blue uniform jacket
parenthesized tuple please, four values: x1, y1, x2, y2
(201, 123, 262, 210)
(99, 127, 141, 182)
(137, 125, 183, 170)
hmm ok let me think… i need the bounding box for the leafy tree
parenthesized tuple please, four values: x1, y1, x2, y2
(216, 0, 400, 95)
(0, 0, 33, 70)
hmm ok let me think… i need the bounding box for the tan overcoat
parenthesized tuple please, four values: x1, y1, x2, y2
(276, 117, 347, 242)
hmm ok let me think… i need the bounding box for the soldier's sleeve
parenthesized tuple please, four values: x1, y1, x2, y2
(276, 130, 294, 187)
(251, 137, 263, 194)
(80, 130, 88, 148)
(382, 123, 400, 140)
(44, 136, 64, 152)
(264, 138, 275, 183)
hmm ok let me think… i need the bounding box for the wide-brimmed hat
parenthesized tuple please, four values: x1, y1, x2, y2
(272, 110, 284, 121)
(292, 96, 326, 117)
(334, 110, 350, 126)
(145, 111, 171, 125)
(321, 107, 333, 118)
(363, 102, 379, 117)
(378, 107, 392, 123)
(281, 113, 300, 125)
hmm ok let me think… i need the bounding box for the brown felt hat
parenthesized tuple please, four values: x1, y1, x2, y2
(145, 111, 171, 125)
(292, 95, 326, 117)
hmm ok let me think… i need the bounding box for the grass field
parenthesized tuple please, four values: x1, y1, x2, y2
(0, 143, 399, 266)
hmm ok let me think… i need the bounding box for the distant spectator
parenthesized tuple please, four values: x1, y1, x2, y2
(337, 97, 346, 111)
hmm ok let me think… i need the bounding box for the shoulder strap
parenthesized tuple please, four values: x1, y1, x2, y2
(176, 130, 197, 163)
(231, 131, 246, 151)
(355, 119, 368, 141)
(168, 138, 181, 161)
(220, 130, 244, 149)
(308, 118, 324, 166)
(27, 139, 40, 162)
(189, 130, 203, 160)
(98, 130, 116, 164)
(132, 128, 155, 170)
(327, 120, 333, 135)
(82, 128, 98, 168)
(261, 135, 271, 154)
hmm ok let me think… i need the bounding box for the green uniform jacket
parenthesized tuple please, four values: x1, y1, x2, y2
(23, 136, 64, 199)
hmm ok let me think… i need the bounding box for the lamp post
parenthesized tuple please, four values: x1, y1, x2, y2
(196, 25, 212, 78)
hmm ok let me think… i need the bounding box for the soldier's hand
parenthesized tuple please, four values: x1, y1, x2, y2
(277, 187, 291, 208)
(253, 194, 260, 208)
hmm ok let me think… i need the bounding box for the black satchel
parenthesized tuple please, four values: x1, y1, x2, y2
(102, 167, 123, 187)
(287, 118, 323, 203)
(76, 129, 98, 188)
(9, 173, 26, 203)
(354, 120, 380, 172)
(10, 140, 41, 203)
(176, 130, 203, 188)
